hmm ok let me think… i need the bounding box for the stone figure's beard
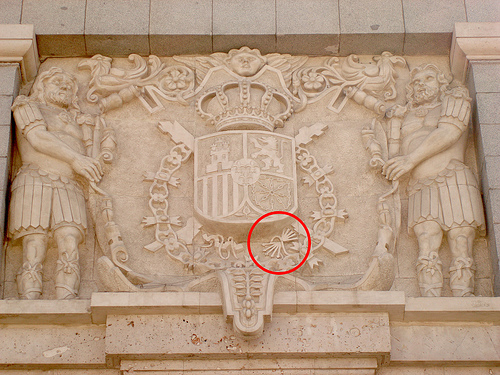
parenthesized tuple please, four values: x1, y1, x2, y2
(46, 91, 72, 108)
(413, 86, 439, 105)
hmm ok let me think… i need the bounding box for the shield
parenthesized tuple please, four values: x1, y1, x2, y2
(194, 130, 298, 236)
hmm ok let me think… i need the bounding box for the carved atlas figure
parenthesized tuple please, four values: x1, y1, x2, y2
(383, 64, 485, 297)
(9, 67, 104, 299)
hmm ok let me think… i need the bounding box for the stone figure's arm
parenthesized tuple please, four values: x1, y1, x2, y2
(383, 123, 462, 180)
(13, 99, 103, 182)
(383, 90, 471, 181)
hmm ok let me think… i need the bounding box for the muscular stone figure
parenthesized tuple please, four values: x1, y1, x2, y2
(383, 64, 485, 297)
(9, 67, 102, 299)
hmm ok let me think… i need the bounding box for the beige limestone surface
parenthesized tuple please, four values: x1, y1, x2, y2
(105, 313, 390, 358)
(0, 324, 106, 366)
(0, 8, 499, 375)
(0, 51, 497, 374)
(1, 53, 494, 301)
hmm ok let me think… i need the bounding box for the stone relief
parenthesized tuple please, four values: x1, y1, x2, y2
(4, 47, 491, 337)
(8, 67, 109, 299)
(382, 64, 485, 297)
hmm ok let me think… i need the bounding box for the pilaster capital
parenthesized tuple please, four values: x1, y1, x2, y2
(0, 24, 39, 83)
(451, 22, 500, 82)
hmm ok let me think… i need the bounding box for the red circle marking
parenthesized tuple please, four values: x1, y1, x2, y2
(247, 211, 311, 275)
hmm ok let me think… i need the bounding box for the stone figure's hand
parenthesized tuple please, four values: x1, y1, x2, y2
(77, 113, 95, 126)
(71, 155, 103, 182)
(383, 155, 415, 181)
(386, 104, 407, 119)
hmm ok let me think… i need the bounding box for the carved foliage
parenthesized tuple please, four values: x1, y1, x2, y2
(292, 52, 406, 113)
(79, 54, 195, 112)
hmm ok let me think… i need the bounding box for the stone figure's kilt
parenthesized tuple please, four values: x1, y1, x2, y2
(8, 165, 87, 240)
(407, 160, 485, 233)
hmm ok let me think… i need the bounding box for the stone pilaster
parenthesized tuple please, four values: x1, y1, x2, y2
(0, 24, 38, 297)
(451, 22, 500, 295)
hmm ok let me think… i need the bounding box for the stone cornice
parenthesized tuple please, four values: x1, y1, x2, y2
(451, 22, 500, 82)
(1, 292, 499, 325)
(0, 24, 39, 83)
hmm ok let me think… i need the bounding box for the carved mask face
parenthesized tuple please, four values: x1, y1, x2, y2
(43, 73, 76, 108)
(411, 70, 440, 105)
(229, 52, 264, 77)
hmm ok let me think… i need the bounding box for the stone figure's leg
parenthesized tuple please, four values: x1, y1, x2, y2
(17, 233, 47, 299)
(447, 226, 476, 297)
(54, 226, 82, 299)
(413, 221, 444, 297)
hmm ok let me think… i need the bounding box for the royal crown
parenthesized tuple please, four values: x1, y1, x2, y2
(196, 80, 293, 132)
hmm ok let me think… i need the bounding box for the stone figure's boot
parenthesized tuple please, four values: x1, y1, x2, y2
(17, 262, 43, 300)
(416, 251, 443, 297)
(55, 252, 80, 299)
(449, 257, 475, 297)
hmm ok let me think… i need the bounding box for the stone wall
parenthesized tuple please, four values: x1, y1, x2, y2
(0, 0, 497, 57)
(0, 63, 20, 296)
(470, 60, 500, 293)
(0, 1, 499, 374)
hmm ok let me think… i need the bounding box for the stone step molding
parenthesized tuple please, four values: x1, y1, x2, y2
(1, 291, 500, 325)
(450, 22, 500, 82)
(0, 292, 499, 371)
(0, 24, 39, 82)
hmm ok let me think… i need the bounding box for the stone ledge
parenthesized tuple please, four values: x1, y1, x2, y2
(0, 24, 39, 82)
(2, 293, 499, 325)
(451, 22, 500, 82)
(121, 358, 379, 374)
(292, 291, 406, 321)
(1, 25, 496, 61)
(90, 291, 406, 324)
(105, 313, 391, 363)
(91, 292, 220, 324)
(0, 299, 91, 324)
(404, 297, 500, 323)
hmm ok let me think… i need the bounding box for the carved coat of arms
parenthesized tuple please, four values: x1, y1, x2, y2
(5, 47, 488, 338)
(73, 48, 406, 336)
